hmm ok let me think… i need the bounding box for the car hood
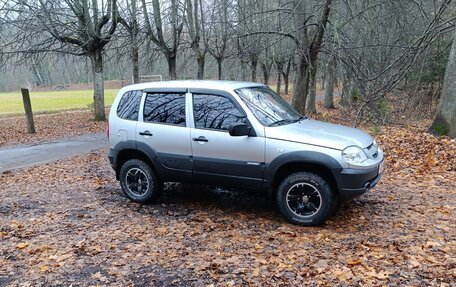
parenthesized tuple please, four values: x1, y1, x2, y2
(265, 119, 373, 150)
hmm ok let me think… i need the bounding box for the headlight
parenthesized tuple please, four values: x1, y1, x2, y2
(372, 140, 379, 149)
(342, 146, 368, 164)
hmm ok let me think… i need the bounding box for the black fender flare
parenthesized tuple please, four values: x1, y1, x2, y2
(265, 151, 343, 189)
(113, 140, 163, 177)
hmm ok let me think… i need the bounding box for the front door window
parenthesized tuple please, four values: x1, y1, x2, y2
(193, 93, 245, 131)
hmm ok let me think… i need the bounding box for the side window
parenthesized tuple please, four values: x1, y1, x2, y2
(143, 93, 186, 126)
(193, 94, 245, 131)
(117, 90, 142, 121)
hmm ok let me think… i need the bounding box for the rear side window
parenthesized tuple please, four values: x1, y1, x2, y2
(143, 93, 186, 126)
(193, 94, 245, 131)
(117, 90, 142, 121)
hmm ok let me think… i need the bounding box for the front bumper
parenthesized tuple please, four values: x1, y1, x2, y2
(335, 162, 383, 201)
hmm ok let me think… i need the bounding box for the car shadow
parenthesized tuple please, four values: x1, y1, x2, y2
(103, 182, 381, 227)
(158, 183, 274, 214)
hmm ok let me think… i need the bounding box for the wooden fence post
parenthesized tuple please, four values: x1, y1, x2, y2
(20, 88, 36, 134)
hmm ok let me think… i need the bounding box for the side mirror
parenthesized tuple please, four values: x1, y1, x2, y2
(229, 122, 250, 136)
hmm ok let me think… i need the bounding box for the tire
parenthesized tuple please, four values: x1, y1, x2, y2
(119, 159, 162, 204)
(276, 172, 336, 226)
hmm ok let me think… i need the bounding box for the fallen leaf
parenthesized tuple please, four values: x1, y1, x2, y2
(16, 242, 29, 249)
(347, 259, 362, 266)
(39, 265, 49, 273)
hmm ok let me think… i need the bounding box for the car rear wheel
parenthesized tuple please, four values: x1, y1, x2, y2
(119, 159, 162, 203)
(276, 172, 336, 226)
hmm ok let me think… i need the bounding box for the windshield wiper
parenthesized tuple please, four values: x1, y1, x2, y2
(268, 119, 299, 127)
(268, 116, 307, 127)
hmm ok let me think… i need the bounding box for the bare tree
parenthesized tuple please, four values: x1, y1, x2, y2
(330, 0, 454, 125)
(206, 0, 232, 80)
(273, 33, 294, 96)
(3, 0, 119, 120)
(237, 0, 264, 82)
(119, 0, 141, 83)
(291, 0, 332, 114)
(142, 0, 184, 80)
(185, 0, 207, 79)
(282, 58, 293, 94)
(323, 54, 336, 108)
(260, 47, 273, 85)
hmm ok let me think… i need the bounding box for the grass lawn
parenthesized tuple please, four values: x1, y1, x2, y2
(0, 84, 295, 116)
(0, 89, 118, 115)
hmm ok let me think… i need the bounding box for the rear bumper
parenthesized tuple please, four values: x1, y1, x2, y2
(335, 163, 383, 201)
(108, 148, 118, 171)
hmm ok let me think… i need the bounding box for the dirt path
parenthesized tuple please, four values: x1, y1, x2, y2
(0, 133, 107, 173)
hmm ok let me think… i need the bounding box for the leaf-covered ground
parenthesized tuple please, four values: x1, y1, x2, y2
(1, 125, 455, 286)
(0, 110, 106, 147)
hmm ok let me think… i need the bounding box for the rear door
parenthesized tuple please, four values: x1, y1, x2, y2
(189, 89, 265, 187)
(136, 88, 192, 181)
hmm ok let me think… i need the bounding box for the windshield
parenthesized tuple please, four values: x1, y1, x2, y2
(235, 86, 304, 126)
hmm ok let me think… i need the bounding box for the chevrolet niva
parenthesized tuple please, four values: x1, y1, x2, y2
(108, 81, 384, 226)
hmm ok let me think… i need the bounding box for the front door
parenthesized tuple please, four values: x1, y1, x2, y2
(190, 92, 265, 187)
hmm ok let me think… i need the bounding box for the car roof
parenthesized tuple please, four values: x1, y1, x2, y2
(122, 80, 265, 93)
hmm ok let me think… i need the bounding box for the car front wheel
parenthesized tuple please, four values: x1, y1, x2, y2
(119, 159, 162, 203)
(276, 172, 336, 226)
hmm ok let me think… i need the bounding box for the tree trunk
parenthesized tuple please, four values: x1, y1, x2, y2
(217, 58, 223, 80)
(324, 57, 336, 109)
(292, 57, 310, 114)
(276, 61, 283, 96)
(167, 53, 177, 80)
(197, 53, 205, 79)
(90, 50, 106, 121)
(132, 32, 139, 84)
(131, 0, 140, 84)
(283, 73, 289, 95)
(430, 29, 456, 138)
(241, 60, 247, 81)
(306, 66, 317, 114)
(340, 75, 352, 107)
(320, 71, 326, 91)
(32, 63, 45, 86)
(283, 59, 292, 95)
(262, 63, 270, 85)
(251, 58, 258, 82)
(276, 72, 282, 97)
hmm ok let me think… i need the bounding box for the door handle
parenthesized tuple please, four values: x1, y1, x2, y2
(192, 136, 208, 142)
(139, 130, 153, 136)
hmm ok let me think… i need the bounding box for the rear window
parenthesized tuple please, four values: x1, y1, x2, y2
(117, 90, 142, 121)
(143, 93, 186, 126)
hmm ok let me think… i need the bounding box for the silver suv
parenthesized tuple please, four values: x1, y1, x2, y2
(108, 81, 384, 226)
